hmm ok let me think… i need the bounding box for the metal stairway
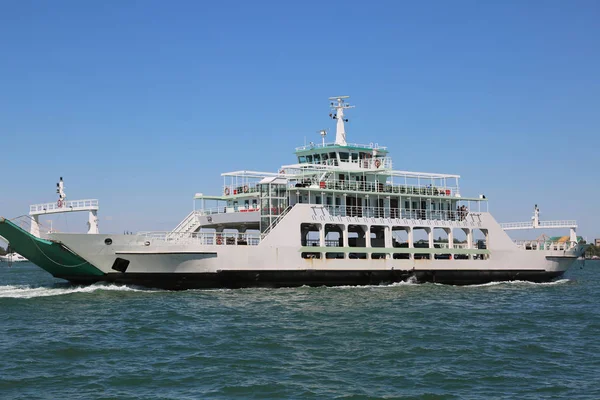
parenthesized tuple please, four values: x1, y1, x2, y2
(261, 205, 293, 238)
(168, 211, 201, 239)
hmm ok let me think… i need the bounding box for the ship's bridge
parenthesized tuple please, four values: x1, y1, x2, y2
(295, 142, 390, 170)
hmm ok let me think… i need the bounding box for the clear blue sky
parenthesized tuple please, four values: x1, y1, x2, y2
(1, 0, 599, 239)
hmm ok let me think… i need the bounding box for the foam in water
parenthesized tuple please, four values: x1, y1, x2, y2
(0, 284, 154, 299)
(329, 275, 419, 290)
(467, 279, 571, 288)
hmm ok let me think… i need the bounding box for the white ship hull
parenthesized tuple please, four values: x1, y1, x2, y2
(49, 206, 585, 289)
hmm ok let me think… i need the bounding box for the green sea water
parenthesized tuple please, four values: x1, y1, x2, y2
(1, 262, 599, 399)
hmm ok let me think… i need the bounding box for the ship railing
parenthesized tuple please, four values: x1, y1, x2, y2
(538, 220, 577, 228)
(433, 242, 470, 249)
(323, 206, 471, 221)
(297, 179, 458, 197)
(196, 206, 260, 216)
(221, 183, 261, 196)
(500, 220, 578, 229)
(220, 180, 460, 198)
(29, 199, 99, 214)
(295, 142, 388, 152)
(137, 231, 262, 246)
(513, 239, 579, 251)
(6, 215, 57, 236)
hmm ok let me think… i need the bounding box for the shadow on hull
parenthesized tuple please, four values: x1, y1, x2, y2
(59, 269, 566, 291)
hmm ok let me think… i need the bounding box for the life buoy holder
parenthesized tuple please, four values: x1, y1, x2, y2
(224, 187, 230, 196)
(57, 199, 63, 208)
(375, 159, 381, 168)
(243, 185, 249, 193)
(216, 237, 223, 245)
(279, 169, 285, 174)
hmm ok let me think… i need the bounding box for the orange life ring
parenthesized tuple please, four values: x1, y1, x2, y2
(57, 199, 63, 207)
(224, 187, 230, 195)
(216, 237, 223, 245)
(375, 159, 381, 168)
(243, 185, 249, 193)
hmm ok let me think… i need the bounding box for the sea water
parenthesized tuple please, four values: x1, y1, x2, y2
(0, 262, 599, 399)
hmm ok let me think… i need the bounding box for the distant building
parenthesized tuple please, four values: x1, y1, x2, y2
(595, 239, 600, 247)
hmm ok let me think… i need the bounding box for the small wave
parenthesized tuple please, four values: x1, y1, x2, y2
(0, 284, 154, 299)
(468, 279, 570, 288)
(329, 276, 419, 290)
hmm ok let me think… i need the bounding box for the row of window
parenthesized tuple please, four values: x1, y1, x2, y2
(301, 252, 487, 260)
(298, 151, 377, 164)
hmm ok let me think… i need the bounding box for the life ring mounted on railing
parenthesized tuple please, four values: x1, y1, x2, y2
(216, 236, 223, 245)
(243, 185, 249, 193)
(374, 159, 381, 168)
(224, 187, 230, 196)
(57, 199, 63, 208)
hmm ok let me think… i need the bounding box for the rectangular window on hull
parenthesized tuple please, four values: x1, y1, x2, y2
(302, 252, 321, 259)
(326, 253, 345, 259)
(371, 253, 387, 259)
(348, 253, 367, 259)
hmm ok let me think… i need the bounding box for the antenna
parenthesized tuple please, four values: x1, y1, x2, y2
(329, 96, 354, 146)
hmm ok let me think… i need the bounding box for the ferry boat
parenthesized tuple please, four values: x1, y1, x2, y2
(0, 96, 588, 289)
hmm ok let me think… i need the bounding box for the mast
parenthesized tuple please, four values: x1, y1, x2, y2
(329, 96, 354, 146)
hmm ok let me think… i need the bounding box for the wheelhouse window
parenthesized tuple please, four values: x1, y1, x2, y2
(298, 156, 307, 163)
(339, 152, 349, 161)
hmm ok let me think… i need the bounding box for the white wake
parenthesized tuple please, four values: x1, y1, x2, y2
(0, 284, 154, 299)
(467, 279, 571, 288)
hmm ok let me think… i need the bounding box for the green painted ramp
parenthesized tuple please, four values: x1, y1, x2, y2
(0, 217, 104, 278)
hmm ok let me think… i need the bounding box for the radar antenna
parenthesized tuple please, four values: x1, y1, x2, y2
(328, 96, 354, 146)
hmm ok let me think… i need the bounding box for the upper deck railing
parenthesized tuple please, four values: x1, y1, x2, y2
(295, 142, 388, 152)
(197, 206, 260, 215)
(29, 199, 99, 215)
(302, 179, 458, 197)
(191, 204, 471, 222)
(323, 205, 471, 221)
(221, 180, 459, 198)
(500, 220, 577, 230)
(138, 231, 261, 246)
